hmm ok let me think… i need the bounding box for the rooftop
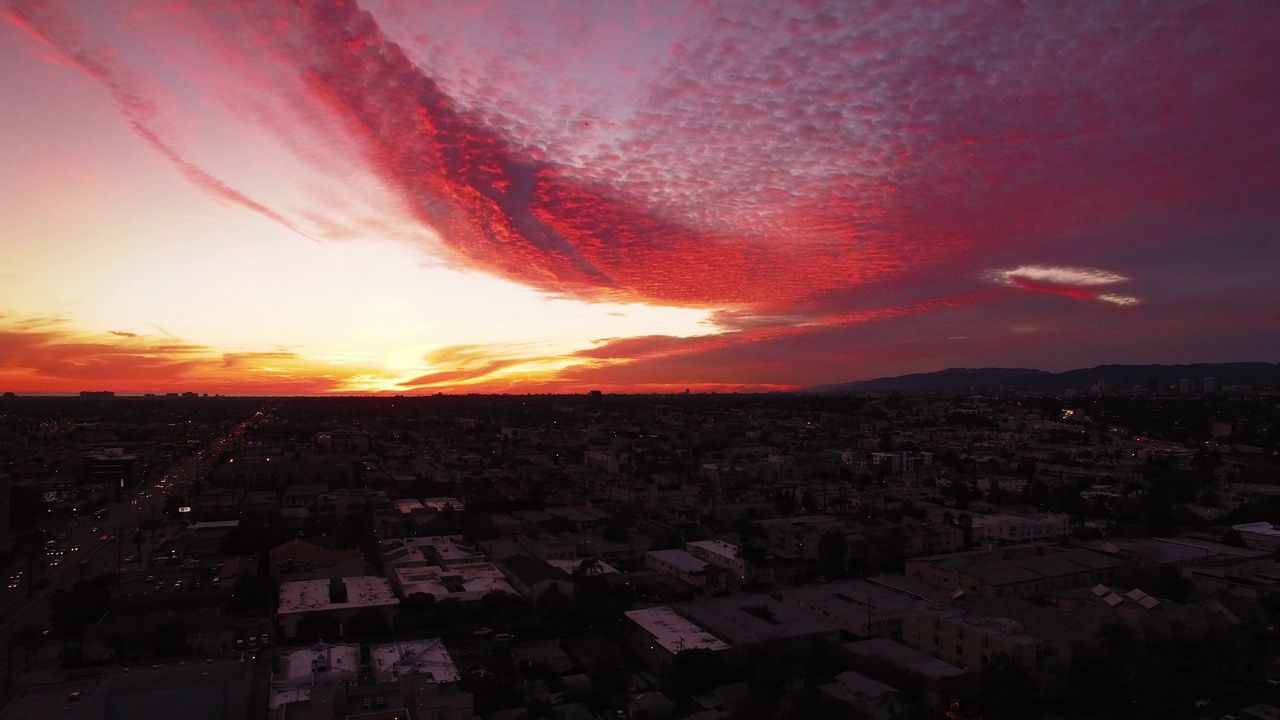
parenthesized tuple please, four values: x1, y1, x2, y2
(625, 606, 731, 655)
(686, 539, 740, 562)
(281, 643, 360, 680)
(674, 595, 839, 647)
(370, 639, 460, 683)
(647, 549, 710, 574)
(844, 638, 968, 680)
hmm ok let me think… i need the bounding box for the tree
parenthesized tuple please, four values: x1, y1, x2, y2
(294, 615, 340, 643)
(817, 530, 848, 578)
(345, 607, 391, 638)
(977, 653, 1039, 720)
(774, 489, 796, 515)
(956, 513, 974, 550)
(670, 648, 741, 695)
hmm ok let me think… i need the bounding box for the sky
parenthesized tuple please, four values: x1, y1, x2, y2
(1, 0, 1277, 395)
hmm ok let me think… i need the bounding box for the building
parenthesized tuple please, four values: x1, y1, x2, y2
(82, 448, 138, 489)
(685, 539, 753, 582)
(369, 639, 460, 683)
(277, 576, 400, 639)
(391, 562, 516, 601)
(1232, 522, 1280, 551)
(969, 513, 1069, 544)
(819, 670, 903, 720)
(279, 643, 361, 685)
(901, 605, 1055, 687)
(782, 580, 941, 638)
(645, 549, 716, 590)
(905, 544, 1126, 598)
(500, 554, 575, 601)
(843, 638, 972, 713)
(624, 606, 730, 666)
(673, 595, 840, 654)
(173, 520, 240, 556)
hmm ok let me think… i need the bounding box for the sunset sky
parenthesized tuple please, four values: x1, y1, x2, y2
(2, 0, 1278, 395)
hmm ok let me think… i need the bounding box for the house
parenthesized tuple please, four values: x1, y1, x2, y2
(500, 554, 575, 601)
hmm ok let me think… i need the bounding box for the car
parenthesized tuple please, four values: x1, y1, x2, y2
(99, 535, 110, 542)
(49, 560, 59, 567)
(7, 581, 19, 589)
(1196, 699, 1210, 707)
(473, 627, 494, 637)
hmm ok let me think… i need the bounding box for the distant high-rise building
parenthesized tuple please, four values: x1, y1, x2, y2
(1178, 379, 1193, 395)
(1203, 377, 1219, 394)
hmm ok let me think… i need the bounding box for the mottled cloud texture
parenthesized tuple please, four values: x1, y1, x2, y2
(4, 0, 1279, 390)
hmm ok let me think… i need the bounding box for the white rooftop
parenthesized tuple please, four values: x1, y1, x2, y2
(370, 639, 460, 683)
(278, 576, 399, 615)
(281, 643, 360, 680)
(625, 607, 730, 655)
(395, 563, 517, 600)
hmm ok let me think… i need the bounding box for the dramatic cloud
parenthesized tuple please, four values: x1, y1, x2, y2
(2, 0, 1278, 392)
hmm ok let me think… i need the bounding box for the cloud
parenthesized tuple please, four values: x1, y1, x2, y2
(3, 0, 312, 237)
(0, 314, 358, 394)
(988, 265, 1139, 306)
(5, 1, 1280, 390)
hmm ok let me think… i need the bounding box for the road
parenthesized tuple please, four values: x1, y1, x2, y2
(0, 429, 239, 695)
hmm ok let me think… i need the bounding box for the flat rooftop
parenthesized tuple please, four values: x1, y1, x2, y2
(784, 580, 939, 623)
(395, 563, 516, 600)
(647, 549, 709, 574)
(370, 639, 460, 683)
(281, 643, 360, 680)
(686, 539, 740, 562)
(625, 607, 730, 655)
(278, 576, 399, 615)
(674, 595, 838, 647)
(844, 638, 967, 680)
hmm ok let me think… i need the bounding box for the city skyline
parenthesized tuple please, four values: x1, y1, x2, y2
(2, 0, 1278, 395)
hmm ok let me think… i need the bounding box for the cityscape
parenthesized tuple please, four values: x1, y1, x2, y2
(0, 375, 1278, 720)
(2, 2, 1279, 719)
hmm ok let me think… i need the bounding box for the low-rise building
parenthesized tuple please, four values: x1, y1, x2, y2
(391, 562, 516, 602)
(905, 544, 1126, 598)
(673, 595, 840, 654)
(370, 639, 460, 684)
(624, 606, 731, 667)
(277, 576, 400, 639)
(969, 513, 1069, 544)
(783, 580, 941, 638)
(646, 549, 716, 589)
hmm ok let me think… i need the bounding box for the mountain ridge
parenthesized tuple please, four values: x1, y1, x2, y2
(805, 362, 1280, 393)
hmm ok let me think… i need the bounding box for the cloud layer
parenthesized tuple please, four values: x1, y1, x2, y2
(2, 0, 1278, 391)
